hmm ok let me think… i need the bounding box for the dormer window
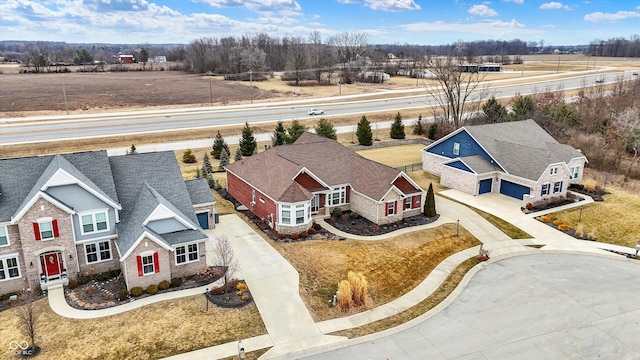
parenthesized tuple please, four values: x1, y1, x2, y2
(453, 142, 460, 156)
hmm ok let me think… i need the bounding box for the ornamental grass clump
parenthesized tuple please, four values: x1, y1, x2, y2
(540, 214, 555, 223)
(558, 224, 571, 231)
(583, 178, 598, 192)
(337, 280, 352, 311)
(347, 271, 369, 307)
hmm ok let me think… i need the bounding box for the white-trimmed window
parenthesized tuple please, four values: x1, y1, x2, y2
(330, 186, 347, 205)
(295, 204, 305, 224)
(404, 198, 411, 210)
(550, 167, 558, 175)
(0, 254, 20, 281)
(0, 226, 8, 247)
(137, 252, 159, 276)
(176, 243, 199, 264)
(38, 220, 55, 240)
(569, 166, 580, 179)
(281, 205, 291, 224)
(453, 142, 460, 156)
(541, 183, 551, 196)
(142, 255, 154, 274)
(80, 211, 109, 234)
(387, 201, 396, 216)
(85, 240, 112, 263)
(553, 181, 563, 193)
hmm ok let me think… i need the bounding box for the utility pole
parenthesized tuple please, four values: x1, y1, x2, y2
(61, 74, 69, 115)
(249, 70, 253, 104)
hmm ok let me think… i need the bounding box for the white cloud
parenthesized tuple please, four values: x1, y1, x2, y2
(195, 0, 301, 13)
(503, 0, 524, 4)
(584, 10, 640, 22)
(400, 19, 539, 38)
(337, 0, 421, 12)
(540, 2, 571, 10)
(468, 4, 498, 17)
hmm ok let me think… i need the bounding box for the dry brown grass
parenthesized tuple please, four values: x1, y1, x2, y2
(270, 223, 480, 322)
(332, 256, 480, 338)
(356, 144, 424, 167)
(0, 295, 266, 360)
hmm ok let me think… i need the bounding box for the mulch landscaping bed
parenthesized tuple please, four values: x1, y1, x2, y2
(326, 211, 440, 236)
(206, 279, 254, 308)
(65, 266, 226, 310)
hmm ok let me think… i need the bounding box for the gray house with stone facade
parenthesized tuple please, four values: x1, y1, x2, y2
(0, 151, 215, 296)
(226, 132, 425, 235)
(422, 119, 588, 207)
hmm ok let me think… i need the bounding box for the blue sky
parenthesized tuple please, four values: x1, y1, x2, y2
(1, 0, 639, 45)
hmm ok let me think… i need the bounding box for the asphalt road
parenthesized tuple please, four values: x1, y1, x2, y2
(301, 253, 640, 360)
(0, 71, 635, 145)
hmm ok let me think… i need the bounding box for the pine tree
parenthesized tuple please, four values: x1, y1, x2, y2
(510, 95, 535, 121)
(286, 120, 306, 144)
(182, 149, 197, 163)
(390, 112, 405, 139)
(413, 114, 424, 135)
(482, 96, 507, 123)
(356, 115, 373, 146)
(272, 121, 287, 147)
(211, 131, 230, 159)
(202, 153, 213, 175)
(218, 148, 230, 170)
(239, 122, 257, 156)
(195, 167, 201, 179)
(423, 182, 437, 217)
(234, 147, 243, 161)
(314, 118, 337, 140)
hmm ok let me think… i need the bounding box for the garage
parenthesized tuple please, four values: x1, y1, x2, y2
(196, 212, 209, 229)
(478, 179, 492, 194)
(499, 180, 530, 200)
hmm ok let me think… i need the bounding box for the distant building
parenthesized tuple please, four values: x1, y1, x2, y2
(119, 55, 135, 63)
(458, 63, 501, 73)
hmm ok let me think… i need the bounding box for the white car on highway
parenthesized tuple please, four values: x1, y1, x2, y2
(308, 108, 324, 115)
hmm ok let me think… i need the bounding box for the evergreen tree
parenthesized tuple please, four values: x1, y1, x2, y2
(314, 118, 337, 140)
(427, 123, 438, 140)
(234, 147, 243, 161)
(202, 153, 213, 175)
(211, 131, 230, 159)
(423, 183, 437, 217)
(218, 148, 230, 170)
(272, 121, 287, 147)
(413, 114, 425, 135)
(482, 96, 507, 123)
(195, 167, 201, 179)
(239, 122, 257, 156)
(206, 173, 215, 189)
(390, 112, 406, 139)
(182, 148, 197, 163)
(286, 120, 306, 144)
(510, 95, 535, 121)
(356, 115, 373, 146)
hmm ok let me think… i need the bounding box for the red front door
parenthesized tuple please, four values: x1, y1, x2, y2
(41, 252, 62, 278)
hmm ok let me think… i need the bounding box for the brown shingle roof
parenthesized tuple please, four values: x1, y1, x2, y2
(225, 132, 418, 202)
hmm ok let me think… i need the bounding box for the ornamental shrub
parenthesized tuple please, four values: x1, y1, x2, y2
(300, 230, 308, 238)
(349, 211, 360, 219)
(146, 284, 159, 295)
(308, 227, 317, 234)
(236, 282, 248, 292)
(242, 295, 249, 301)
(118, 289, 128, 301)
(331, 207, 343, 218)
(67, 279, 78, 289)
(289, 233, 299, 240)
(540, 214, 555, 223)
(553, 219, 564, 226)
(170, 277, 182, 288)
(558, 224, 571, 231)
(158, 280, 171, 290)
(130, 287, 144, 297)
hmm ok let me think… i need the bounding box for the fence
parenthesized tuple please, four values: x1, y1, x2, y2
(396, 162, 423, 173)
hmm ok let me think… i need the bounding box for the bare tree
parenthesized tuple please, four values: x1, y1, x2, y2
(15, 290, 41, 352)
(214, 235, 239, 284)
(328, 31, 369, 83)
(187, 37, 215, 74)
(24, 42, 51, 73)
(286, 37, 308, 85)
(425, 55, 487, 128)
(308, 30, 333, 83)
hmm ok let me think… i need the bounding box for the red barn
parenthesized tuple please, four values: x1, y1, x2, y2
(119, 55, 135, 63)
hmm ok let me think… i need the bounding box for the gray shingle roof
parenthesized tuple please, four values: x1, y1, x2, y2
(456, 155, 502, 174)
(226, 132, 409, 202)
(464, 119, 585, 180)
(109, 152, 208, 256)
(185, 178, 216, 206)
(0, 151, 117, 222)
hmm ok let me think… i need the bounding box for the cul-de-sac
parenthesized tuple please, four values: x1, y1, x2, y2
(2, 2, 640, 359)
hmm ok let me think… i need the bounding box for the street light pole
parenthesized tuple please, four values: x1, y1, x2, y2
(205, 288, 209, 312)
(456, 219, 459, 237)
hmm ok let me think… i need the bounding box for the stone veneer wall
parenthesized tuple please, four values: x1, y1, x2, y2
(122, 238, 171, 290)
(74, 238, 120, 277)
(169, 242, 207, 279)
(440, 167, 477, 195)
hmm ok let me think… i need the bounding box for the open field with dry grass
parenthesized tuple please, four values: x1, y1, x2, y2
(270, 224, 481, 322)
(0, 295, 266, 360)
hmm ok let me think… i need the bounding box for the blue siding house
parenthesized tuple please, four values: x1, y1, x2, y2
(422, 120, 588, 206)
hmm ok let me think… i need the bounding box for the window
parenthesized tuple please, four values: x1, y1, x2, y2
(35, 219, 57, 240)
(387, 201, 395, 216)
(251, 189, 256, 203)
(85, 241, 112, 263)
(0, 226, 8, 247)
(541, 183, 551, 196)
(553, 181, 563, 193)
(0, 255, 20, 281)
(331, 186, 346, 205)
(80, 211, 108, 234)
(453, 142, 460, 156)
(176, 243, 199, 264)
(296, 204, 305, 224)
(569, 166, 580, 179)
(404, 198, 411, 210)
(281, 205, 291, 224)
(137, 252, 159, 276)
(550, 167, 558, 175)
(142, 255, 154, 275)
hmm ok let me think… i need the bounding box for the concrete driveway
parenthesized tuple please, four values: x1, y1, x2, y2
(301, 253, 640, 359)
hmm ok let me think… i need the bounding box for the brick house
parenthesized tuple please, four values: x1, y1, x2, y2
(225, 132, 425, 235)
(0, 151, 215, 295)
(422, 119, 588, 207)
